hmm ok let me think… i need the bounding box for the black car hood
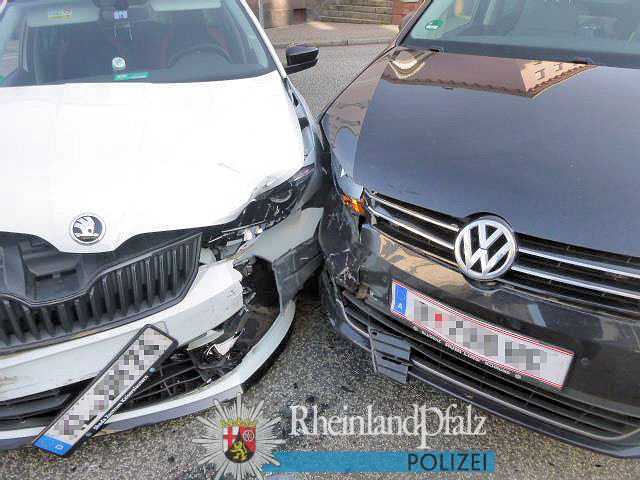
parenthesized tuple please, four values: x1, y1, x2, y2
(325, 48, 640, 257)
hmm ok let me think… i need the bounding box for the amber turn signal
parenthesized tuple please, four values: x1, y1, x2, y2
(342, 193, 366, 215)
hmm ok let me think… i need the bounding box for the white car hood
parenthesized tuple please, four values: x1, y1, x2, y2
(0, 70, 304, 253)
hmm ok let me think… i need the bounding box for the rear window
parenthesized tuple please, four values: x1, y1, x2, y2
(0, 0, 276, 87)
(404, 0, 640, 68)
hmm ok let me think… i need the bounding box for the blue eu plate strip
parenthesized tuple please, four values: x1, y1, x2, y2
(263, 451, 495, 473)
(33, 435, 73, 456)
(392, 283, 408, 316)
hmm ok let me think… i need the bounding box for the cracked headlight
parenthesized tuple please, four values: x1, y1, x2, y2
(202, 164, 316, 260)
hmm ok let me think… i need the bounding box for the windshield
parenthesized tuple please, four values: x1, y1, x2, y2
(404, 0, 640, 67)
(0, 0, 276, 87)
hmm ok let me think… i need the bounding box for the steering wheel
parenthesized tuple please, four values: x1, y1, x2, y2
(168, 43, 231, 67)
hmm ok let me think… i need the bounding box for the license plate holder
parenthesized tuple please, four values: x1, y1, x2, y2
(390, 281, 574, 390)
(369, 328, 411, 384)
(33, 325, 177, 457)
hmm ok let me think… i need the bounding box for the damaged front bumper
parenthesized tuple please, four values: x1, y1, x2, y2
(0, 207, 323, 451)
(319, 183, 640, 458)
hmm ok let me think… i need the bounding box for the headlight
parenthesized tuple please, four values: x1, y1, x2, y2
(202, 164, 316, 260)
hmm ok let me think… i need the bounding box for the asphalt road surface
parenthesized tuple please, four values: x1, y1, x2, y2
(2, 44, 640, 480)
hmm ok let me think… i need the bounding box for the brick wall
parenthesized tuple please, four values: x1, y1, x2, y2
(247, 0, 322, 28)
(391, 0, 425, 25)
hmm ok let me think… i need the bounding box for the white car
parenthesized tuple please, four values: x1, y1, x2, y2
(0, 0, 321, 450)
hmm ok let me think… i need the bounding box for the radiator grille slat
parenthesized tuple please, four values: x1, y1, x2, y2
(158, 254, 167, 302)
(183, 244, 191, 274)
(0, 234, 201, 353)
(102, 275, 115, 319)
(3, 301, 24, 342)
(0, 303, 11, 342)
(130, 264, 142, 312)
(73, 299, 87, 329)
(56, 304, 73, 332)
(144, 258, 154, 306)
(170, 249, 179, 293)
(88, 287, 101, 325)
(116, 270, 128, 315)
(21, 306, 40, 340)
(0, 325, 8, 345)
(40, 308, 55, 337)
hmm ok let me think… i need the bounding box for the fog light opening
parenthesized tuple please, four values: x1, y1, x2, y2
(188, 259, 280, 382)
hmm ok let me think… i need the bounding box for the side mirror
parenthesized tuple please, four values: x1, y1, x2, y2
(285, 45, 319, 75)
(400, 12, 415, 31)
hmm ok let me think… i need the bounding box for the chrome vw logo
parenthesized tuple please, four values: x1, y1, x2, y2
(454, 217, 517, 280)
(70, 214, 105, 245)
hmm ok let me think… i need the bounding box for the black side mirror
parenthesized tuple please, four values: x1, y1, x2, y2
(285, 45, 319, 75)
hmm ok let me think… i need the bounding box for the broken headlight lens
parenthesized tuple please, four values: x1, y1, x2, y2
(244, 163, 315, 222)
(202, 164, 316, 259)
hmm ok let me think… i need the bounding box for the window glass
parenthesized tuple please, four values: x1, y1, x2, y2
(0, 0, 276, 87)
(405, 0, 640, 67)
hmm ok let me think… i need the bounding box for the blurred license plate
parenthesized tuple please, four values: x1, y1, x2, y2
(33, 325, 177, 457)
(390, 281, 573, 389)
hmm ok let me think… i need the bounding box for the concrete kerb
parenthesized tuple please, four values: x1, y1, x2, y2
(271, 37, 393, 48)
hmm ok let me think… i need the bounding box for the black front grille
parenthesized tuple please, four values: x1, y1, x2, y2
(0, 386, 79, 424)
(121, 351, 207, 411)
(504, 236, 640, 318)
(365, 192, 458, 266)
(365, 191, 640, 318)
(0, 234, 201, 353)
(341, 291, 640, 440)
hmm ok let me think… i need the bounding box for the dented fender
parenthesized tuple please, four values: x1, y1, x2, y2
(318, 186, 368, 291)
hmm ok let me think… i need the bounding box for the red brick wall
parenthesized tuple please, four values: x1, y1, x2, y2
(392, 0, 423, 25)
(245, 0, 315, 27)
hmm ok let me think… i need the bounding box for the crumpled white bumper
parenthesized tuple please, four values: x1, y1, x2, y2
(0, 207, 322, 450)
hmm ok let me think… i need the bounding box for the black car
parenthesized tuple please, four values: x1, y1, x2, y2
(319, 0, 640, 458)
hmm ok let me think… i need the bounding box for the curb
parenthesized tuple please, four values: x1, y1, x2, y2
(270, 37, 392, 48)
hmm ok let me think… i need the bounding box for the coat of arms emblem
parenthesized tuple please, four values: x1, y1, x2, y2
(194, 394, 284, 480)
(223, 421, 257, 463)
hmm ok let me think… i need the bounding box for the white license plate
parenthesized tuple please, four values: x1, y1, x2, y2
(390, 281, 574, 389)
(33, 325, 177, 456)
